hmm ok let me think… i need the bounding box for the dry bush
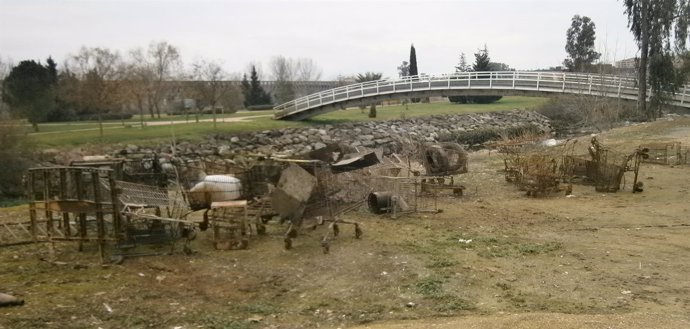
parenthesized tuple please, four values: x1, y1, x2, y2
(537, 95, 642, 134)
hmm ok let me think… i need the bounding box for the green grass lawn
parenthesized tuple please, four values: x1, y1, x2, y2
(26, 96, 547, 148)
(20, 111, 276, 134)
(29, 119, 308, 148)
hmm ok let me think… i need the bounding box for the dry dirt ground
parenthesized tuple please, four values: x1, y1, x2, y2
(1, 118, 690, 329)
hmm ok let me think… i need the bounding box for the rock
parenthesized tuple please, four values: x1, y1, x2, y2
(247, 316, 263, 323)
(0, 293, 24, 307)
(218, 145, 231, 155)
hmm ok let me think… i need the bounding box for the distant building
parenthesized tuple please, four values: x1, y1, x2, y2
(615, 57, 637, 70)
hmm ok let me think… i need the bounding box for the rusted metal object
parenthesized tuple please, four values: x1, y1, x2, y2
(421, 142, 468, 176)
(639, 142, 688, 166)
(586, 137, 648, 193)
(499, 139, 576, 197)
(508, 154, 566, 197)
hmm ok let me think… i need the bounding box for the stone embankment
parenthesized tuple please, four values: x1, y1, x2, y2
(48, 109, 552, 165)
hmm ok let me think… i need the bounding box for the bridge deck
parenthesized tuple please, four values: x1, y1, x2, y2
(273, 71, 690, 121)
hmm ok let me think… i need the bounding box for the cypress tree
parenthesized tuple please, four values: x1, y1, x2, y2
(409, 44, 418, 77)
(409, 44, 420, 102)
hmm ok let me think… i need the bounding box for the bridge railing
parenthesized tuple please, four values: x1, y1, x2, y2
(274, 71, 690, 119)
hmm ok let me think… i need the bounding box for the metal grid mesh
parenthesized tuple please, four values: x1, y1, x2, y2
(641, 142, 689, 165)
(110, 180, 171, 207)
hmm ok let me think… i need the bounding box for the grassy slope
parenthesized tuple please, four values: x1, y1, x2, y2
(27, 96, 547, 148)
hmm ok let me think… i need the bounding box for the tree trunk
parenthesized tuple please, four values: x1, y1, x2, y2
(98, 112, 103, 139)
(147, 102, 155, 118)
(638, 2, 649, 120)
(368, 104, 377, 118)
(138, 98, 145, 129)
(154, 101, 161, 118)
(212, 105, 217, 129)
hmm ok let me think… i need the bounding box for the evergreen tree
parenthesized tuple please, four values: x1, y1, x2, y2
(2, 60, 56, 131)
(563, 15, 601, 72)
(470, 46, 502, 104)
(455, 52, 469, 72)
(449, 52, 470, 104)
(448, 46, 502, 104)
(46, 57, 58, 84)
(397, 61, 410, 78)
(624, 0, 690, 119)
(45, 56, 72, 121)
(247, 65, 272, 106)
(409, 44, 420, 102)
(240, 73, 251, 107)
(472, 46, 491, 71)
(409, 44, 418, 77)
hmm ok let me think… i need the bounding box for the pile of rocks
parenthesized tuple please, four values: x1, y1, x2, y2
(44, 109, 551, 166)
(205, 109, 552, 157)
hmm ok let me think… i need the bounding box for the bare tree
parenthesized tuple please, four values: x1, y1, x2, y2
(123, 48, 154, 127)
(270, 56, 295, 104)
(64, 46, 125, 137)
(294, 58, 322, 97)
(148, 41, 181, 118)
(218, 73, 245, 113)
(269, 56, 324, 102)
(191, 59, 227, 129)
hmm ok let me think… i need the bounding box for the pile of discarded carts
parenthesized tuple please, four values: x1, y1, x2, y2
(2, 141, 470, 261)
(499, 136, 650, 196)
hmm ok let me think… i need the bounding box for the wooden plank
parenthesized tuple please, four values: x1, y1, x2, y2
(211, 200, 248, 208)
(3, 223, 19, 240)
(17, 222, 31, 236)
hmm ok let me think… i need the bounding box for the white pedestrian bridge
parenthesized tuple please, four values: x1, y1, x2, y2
(273, 71, 690, 120)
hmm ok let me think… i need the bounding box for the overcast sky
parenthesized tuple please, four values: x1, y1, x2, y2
(0, 0, 639, 79)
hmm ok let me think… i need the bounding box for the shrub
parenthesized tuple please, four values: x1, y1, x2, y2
(246, 104, 274, 111)
(77, 113, 133, 121)
(438, 124, 542, 148)
(0, 120, 31, 199)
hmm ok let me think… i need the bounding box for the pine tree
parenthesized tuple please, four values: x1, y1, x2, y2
(455, 53, 469, 72)
(472, 45, 491, 71)
(240, 73, 251, 107)
(470, 45, 502, 104)
(449, 45, 502, 104)
(449, 52, 470, 104)
(247, 65, 272, 107)
(45, 56, 70, 121)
